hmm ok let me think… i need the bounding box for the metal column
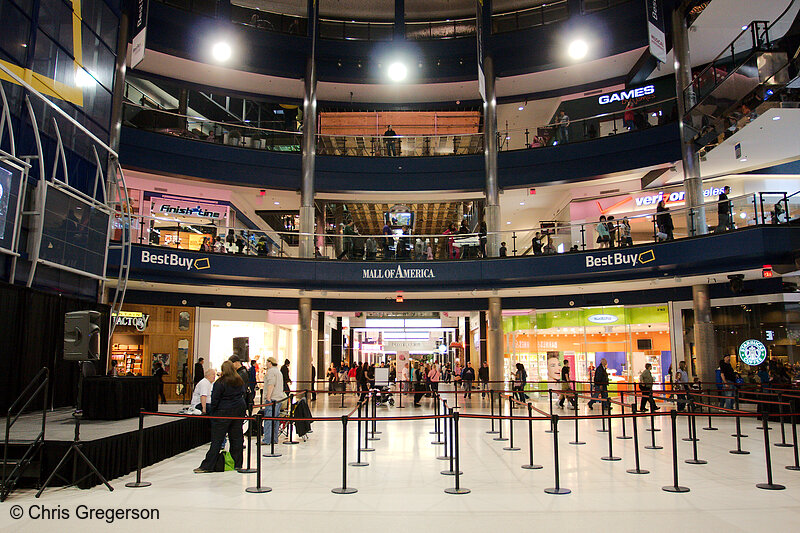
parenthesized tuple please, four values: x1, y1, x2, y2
(691, 285, 716, 384)
(298, 297, 314, 398)
(299, 0, 319, 258)
(672, 3, 707, 236)
(487, 297, 504, 384)
(477, 0, 500, 256)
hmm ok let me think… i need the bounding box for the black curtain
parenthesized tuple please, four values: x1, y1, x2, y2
(0, 282, 109, 414)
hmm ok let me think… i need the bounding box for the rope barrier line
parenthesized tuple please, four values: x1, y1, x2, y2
(690, 402, 751, 415)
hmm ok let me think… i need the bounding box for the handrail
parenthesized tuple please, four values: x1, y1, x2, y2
(6, 368, 48, 417)
(3, 367, 48, 501)
(123, 96, 677, 154)
(111, 190, 796, 260)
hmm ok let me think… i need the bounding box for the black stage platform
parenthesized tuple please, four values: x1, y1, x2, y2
(8, 406, 210, 489)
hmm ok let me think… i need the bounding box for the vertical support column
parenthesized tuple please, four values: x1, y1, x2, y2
(178, 89, 189, 130)
(487, 297, 504, 387)
(298, 298, 313, 399)
(106, 10, 129, 182)
(394, 0, 405, 41)
(299, 0, 319, 258)
(691, 285, 717, 385)
(479, 311, 488, 366)
(671, 3, 706, 236)
(477, 0, 500, 256)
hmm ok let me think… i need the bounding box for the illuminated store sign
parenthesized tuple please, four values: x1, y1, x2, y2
(635, 186, 726, 207)
(158, 204, 222, 218)
(738, 339, 768, 366)
(598, 85, 655, 105)
(140, 250, 210, 270)
(112, 311, 150, 331)
(585, 249, 655, 269)
(587, 314, 619, 324)
(362, 266, 436, 279)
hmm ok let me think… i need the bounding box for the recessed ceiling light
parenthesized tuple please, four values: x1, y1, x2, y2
(388, 62, 407, 82)
(568, 39, 589, 60)
(740, 157, 748, 162)
(506, 221, 511, 225)
(274, 201, 280, 205)
(520, 202, 525, 206)
(772, 116, 781, 121)
(741, 25, 748, 31)
(518, 106, 524, 111)
(211, 41, 232, 62)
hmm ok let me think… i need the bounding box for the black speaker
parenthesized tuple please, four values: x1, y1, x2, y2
(232, 337, 249, 361)
(64, 310, 101, 361)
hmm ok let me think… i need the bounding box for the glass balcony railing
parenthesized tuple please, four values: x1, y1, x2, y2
(123, 98, 677, 157)
(111, 191, 796, 261)
(122, 102, 302, 151)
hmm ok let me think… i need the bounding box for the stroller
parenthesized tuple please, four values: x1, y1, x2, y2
(373, 386, 394, 407)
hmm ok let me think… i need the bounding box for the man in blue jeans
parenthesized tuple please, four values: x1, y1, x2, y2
(262, 356, 287, 444)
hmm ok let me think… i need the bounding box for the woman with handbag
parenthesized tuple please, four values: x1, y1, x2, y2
(194, 361, 246, 473)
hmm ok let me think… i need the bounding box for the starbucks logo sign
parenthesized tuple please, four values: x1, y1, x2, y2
(738, 339, 768, 366)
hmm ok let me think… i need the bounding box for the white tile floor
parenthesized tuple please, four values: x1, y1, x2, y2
(4, 393, 800, 532)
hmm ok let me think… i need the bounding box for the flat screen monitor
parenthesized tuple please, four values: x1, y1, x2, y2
(636, 338, 653, 351)
(386, 212, 413, 227)
(374, 367, 390, 387)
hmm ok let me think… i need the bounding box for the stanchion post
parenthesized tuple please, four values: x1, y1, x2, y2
(487, 389, 498, 434)
(360, 399, 374, 453)
(125, 409, 151, 488)
(685, 412, 707, 465)
(263, 401, 282, 458)
(731, 388, 747, 438)
(441, 407, 460, 475)
(494, 394, 508, 442)
(626, 404, 649, 475)
(437, 404, 450, 460)
(645, 410, 662, 450)
(776, 393, 791, 447)
(246, 413, 272, 493)
(332, 415, 358, 494)
(340, 386, 345, 409)
(238, 413, 257, 473)
(546, 389, 554, 433)
(397, 380, 404, 409)
(598, 399, 608, 433)
(544, 415, 570, 495)
(522, 403, 542, 470)
(757, 412, 785, 489)
(504, 396, 520, 451)
(787, 410, 800, 471)
(431, 392, 439, 436)
(662, 410, 690, 493)
(601, 403, 620, 461)
(570, 391, 584, 446)
(703, 392, 717, 431)
(444, 411, 470, 494)
(617, 399, 630, 440)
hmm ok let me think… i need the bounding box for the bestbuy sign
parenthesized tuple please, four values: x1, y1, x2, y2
(140, 250, 210, 270)
(585, 249, 655, 269)
(599, 85, 655, 105)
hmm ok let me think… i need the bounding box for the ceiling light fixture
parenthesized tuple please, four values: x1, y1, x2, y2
(388, 62, 408, 82)
(567, 39, 589, 60)
(211, 41, 232, 62)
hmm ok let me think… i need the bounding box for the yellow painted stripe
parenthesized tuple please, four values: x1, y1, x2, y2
(72, 0, 83, 66)
(0, 60, 84, 106)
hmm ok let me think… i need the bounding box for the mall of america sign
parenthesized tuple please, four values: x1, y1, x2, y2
(362, 265, 436, 279)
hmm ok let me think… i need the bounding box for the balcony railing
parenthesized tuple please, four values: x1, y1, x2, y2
(111, 191, 797, 261)
(123, 97, 677, 157)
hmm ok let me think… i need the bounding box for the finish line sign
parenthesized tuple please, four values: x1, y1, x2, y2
(362, 266, 436, 279)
